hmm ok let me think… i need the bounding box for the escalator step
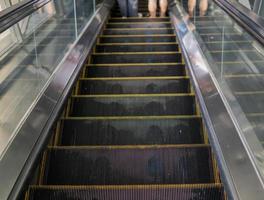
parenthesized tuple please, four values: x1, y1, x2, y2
(28, 184, 225, 200)
(106, 22, 171, 29)
(42, 146, 214, 185)
(99, 35, 176, 43)
(109, 17, 170, 23)
(79, 78, 190, 94)
(96, 43, 179, 52)
(60, 117, 203, 145)
(103, 28, 174, 35)
(70, 95, 196, 117)
(85, 64, 186, 77)
(91, 52, 181, 64)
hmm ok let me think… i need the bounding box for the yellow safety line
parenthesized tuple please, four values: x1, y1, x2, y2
(71, 93, 195, 98)
(97, 42, 178, 46)
(205, 40, 253, 44)
(105, 27, 173, 30)
(30, 183, 223, 190)
(92, 51, 179, 55)
(246, 113, 264, 117)
(100, 34, 176, 38)
(199, 32, 242, 36)
(234, 91, 264, 95)
(63, 115, 201, 121)
(54, 120, 62, 146)
(210, 49, 256, 53)
(86, 63, 184, 67)
(24, 190, 29, 200)
(216, 60, 263, 64)
(110, 17, 169, 19)
(79, 76, 189, 81)
(225, 74, 264, 78)
(38, 151, 48, 185)
(49, 144, 210, 150)
(107, 22, 171, 25)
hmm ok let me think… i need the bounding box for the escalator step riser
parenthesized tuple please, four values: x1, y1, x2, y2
(227, 76, 264, 92)
(96, 44, 179, 52)
(85, 64, 186, 77)
(203, 42, 255, 51)
(103, 29, 174, 35)
(99, 36, 176, 43)
(248, 116, 264, 141)
(43, 147, 214, 185)
(28, 186, 225, 200)
(79, 79, 190, 94)
(106, 23, 171, 29)
(196, 27, 237, 34)
(92, 54, 181, 64)
(60, 118, 203, 145)
(109, 18, 170, 23)
(70, 96, 196, 117)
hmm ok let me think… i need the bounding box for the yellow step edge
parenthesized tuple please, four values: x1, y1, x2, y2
(199, 32, 242, 36)
(29, 183, 223, 190)
(71, 93, 195, 98)
(105, 27, 173, 30)
(63, 115, 201, 121)
(247, 113, 264, 117)
(79, 76, 189, 81)
(97, 42, 178, 46)
(86, 62, 184, 67)
(216, 60, 264, 64)
(210, 50, 257, 53)
(48, 144, 210, 150)
(100, 34, 176, 38)
(205, 40, 253, 44)
(234, 91, 264, 95)
(92, 51, 180, 55)
(110, 17, 170, 19)
(107, 22, 171, 24)
(225, 73, 264, 78)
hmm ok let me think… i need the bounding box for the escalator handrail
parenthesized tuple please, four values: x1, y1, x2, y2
(0, 0, 51, 34)
(214, 0, 264, 44)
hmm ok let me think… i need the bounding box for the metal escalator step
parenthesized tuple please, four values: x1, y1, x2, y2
(209, 51, 261, 62)
(106, 22, 171, 29)
(109, 17, 170, 23)
(42, 145, 214, 185)
(99, 35, 176, 43)
(85, 64, 185, 77)
(96, 43, 178, 52)
(103, 28, 174, 35)
(70, 95, 196, 117)
(28, 184, 225, 200)
(202, 41, 255, 51)
(91, 52, 181, 64)
(60, 117, 203, 145)
(235, 93, 264, 113)
(79, 78, 190, 94)
(201, 34, 251, 42)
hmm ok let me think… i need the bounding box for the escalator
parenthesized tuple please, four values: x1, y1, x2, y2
(23, 0, 227, 199)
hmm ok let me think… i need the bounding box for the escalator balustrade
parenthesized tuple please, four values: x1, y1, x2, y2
(25, 1, 225, 199)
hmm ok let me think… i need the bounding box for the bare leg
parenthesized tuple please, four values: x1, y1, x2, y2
(159, 0, 168, 17)
(148, 0, 157, 18)
(199, 0, 208, 16)
(188, 0, 196, 17)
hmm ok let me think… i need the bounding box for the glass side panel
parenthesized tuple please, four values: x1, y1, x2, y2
(178, 0, 264, 180)
(0, 0, 95, 157)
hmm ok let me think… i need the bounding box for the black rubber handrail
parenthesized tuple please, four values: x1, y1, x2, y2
(0, 0, 51, 33)
(214, 0, 264, 44)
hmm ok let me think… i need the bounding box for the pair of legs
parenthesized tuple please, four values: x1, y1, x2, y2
(148, 0, 168, 18)
(188, 0, 208, 17)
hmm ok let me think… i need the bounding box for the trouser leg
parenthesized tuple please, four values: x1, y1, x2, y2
(148, 0, 157, 17)
(199, 0, 208, 16)
(117, 0, 128, 17)
(127, 0, 138, 17)
(188, 0, 196, 17)
(159, 0, 168, 17)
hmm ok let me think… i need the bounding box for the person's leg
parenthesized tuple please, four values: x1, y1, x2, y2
(188, 0, 196, 17)
(159, 0, 168, 17)
(148, 0, 157, 18)
(128, 0, 138, 17)
(199, 0, 208, 16)
(117, 0, 128, 17)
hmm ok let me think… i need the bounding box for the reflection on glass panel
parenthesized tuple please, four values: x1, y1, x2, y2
(0, 0, 96, 157)
(178, 0, 264, 181)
